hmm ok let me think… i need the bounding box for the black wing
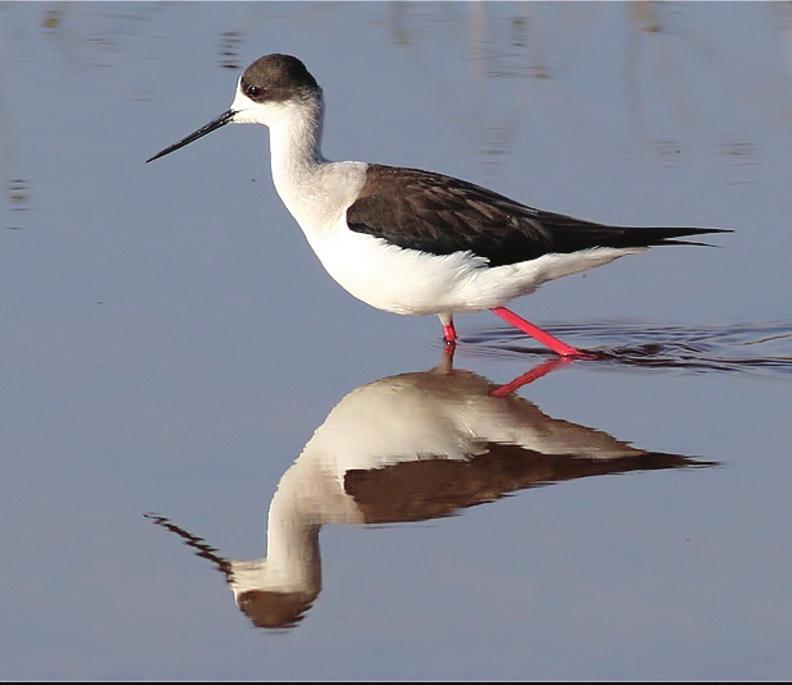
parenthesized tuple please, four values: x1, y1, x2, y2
(346, 165, 729, 266)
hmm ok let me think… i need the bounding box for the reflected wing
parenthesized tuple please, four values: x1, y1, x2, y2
(343, 444, 709, 524)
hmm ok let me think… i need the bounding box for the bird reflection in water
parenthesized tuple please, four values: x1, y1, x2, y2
(146, 354, 715, 630)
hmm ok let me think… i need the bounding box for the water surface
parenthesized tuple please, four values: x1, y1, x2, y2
(1, 2, 791, 680)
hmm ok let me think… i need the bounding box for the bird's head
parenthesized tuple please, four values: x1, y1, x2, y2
(146, 53, 321, 163)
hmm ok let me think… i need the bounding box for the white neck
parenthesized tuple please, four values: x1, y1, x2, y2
(267, 93, 327, 209)
(257, 92, 367, 239)
(263, 482, 321, 589)
(228, 461, 323, 599)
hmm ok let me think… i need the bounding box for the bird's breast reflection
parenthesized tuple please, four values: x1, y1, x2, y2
(147, 356, 715, 630)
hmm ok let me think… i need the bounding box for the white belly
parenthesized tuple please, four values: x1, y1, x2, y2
(302, 217, 641, 316)
(305, 219, 491, 315)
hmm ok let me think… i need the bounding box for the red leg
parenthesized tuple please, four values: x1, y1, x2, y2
(490, 306, 584, 357)
(442, 322, 457, 346)
(490, 357, 574, 397)
(441, 339, 456, 366)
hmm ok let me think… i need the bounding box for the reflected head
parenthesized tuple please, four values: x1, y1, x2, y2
(236, 589, 316, 629)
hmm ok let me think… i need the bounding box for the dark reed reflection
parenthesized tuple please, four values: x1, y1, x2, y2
(218, 30, 244, 70)
(4, 178, 31, 230)
(2, 1, 782, 185)
(147, 353, 715, 631)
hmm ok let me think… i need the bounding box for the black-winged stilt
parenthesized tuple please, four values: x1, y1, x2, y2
(147, 54, 730, 356)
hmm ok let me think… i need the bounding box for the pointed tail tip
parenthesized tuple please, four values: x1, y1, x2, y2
(667, 226, 733, 247)
(632, 225, 734, 246)
(665, 226, 733, 236)
(696, 227, 733, 234)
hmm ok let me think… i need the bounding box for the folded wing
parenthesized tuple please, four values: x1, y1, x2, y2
(347, 165, 730, 267)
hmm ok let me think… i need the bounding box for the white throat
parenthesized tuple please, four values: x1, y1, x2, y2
(262, 94, 326, 184)
(231, 83, 366, 250)
(231, 84, 334, 220)
(229, 479, 322, 598)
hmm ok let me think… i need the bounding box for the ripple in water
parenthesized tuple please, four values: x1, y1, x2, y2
(461, 321, 792, 377)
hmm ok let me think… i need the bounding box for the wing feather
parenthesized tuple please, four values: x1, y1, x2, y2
(346, 165, 729, 266)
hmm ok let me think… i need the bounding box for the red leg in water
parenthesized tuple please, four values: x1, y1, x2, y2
(490, 357, 574, 397)
(490, 306, 583, 357)
(441, 338, 456, 366)
(442, 322, 457, 346)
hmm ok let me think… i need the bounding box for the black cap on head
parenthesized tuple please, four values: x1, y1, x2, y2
(240, 53, 319, 103)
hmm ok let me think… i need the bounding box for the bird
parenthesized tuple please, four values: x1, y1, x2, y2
(146, 354, 714, 629)
(147, 53, 730, 356)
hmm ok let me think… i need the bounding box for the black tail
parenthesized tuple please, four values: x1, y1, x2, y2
(600, 225, 732, 249)
(536, 209, 733, 253)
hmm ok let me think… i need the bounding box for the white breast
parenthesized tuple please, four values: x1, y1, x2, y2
(273, 159, 490, 315)
(306, 219, 642, 316)
(312, 221, 494, 315)
(274, 160, 643, 316)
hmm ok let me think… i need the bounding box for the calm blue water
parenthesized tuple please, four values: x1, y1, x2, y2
(1, 2, 791, 680)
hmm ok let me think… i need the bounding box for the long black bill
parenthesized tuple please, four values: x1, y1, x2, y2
(146, 109, 237, 163)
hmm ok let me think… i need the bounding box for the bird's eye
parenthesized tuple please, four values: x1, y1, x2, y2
(246, 84, 263, 99)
